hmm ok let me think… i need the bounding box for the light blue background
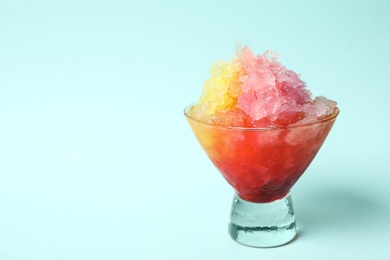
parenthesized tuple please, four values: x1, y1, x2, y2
(1, 0, 389, 259)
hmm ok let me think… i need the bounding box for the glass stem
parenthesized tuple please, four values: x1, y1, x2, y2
(228, 193, 297, 247)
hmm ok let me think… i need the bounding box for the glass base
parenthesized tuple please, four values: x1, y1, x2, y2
(228, 193, 297, 247)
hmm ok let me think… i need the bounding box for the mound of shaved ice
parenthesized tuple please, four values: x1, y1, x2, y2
(188, 46, 337, 128)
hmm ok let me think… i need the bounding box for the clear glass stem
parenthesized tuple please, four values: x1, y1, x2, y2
(228, 193, 297, 247)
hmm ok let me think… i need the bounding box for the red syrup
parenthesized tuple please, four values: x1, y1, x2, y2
(187, 108, 338, 203)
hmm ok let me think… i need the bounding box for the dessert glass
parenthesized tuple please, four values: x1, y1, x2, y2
(184, 105, 339, 247)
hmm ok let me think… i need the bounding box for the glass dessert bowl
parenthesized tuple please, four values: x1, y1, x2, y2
(184, 104, 339, 247)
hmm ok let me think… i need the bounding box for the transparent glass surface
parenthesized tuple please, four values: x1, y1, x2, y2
(184, 104, 339, 247)
(229, 193, 296, 247)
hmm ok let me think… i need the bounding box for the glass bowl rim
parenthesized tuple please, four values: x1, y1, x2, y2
(184, 103, 340, 131)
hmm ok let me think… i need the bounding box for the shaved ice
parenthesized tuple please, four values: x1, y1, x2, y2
(187, 46, 337, 128)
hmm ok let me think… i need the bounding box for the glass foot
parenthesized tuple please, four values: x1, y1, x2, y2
(228, 193, 297, 247)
